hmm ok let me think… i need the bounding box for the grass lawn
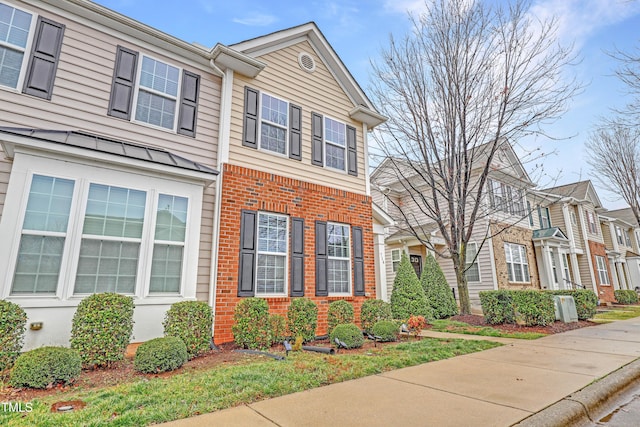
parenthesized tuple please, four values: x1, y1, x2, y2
(0, 338, 499, 426)
(593, 304, 640, 323)
(430, 319, 546, 340)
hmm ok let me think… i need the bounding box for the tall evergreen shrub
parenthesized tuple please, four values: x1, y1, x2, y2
(421, 254, 458, 318)
(390, 253, 432, 321)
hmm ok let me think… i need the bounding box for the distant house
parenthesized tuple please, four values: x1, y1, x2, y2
(600, 208, 640, 293)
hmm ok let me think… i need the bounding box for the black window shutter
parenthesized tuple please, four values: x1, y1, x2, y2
(352, 226, 365, 296)
(22, 17, 65, 100)
(347, 125, 358, 176)
(289, 104, 302, 160)
(243, 86, 259, 149)
(290, 217, 305, 296)
(311, 112, 324, 166)
(315, 221, 328, 296)
(108, 46, 139, 119)
(238, 210, 257, 297)
(177, 71, 200, 137)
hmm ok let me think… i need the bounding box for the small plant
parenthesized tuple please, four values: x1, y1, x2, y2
(70, 293, 134, 369)
(232, 298, 271, 350)
(330, 323, 364, 349)
(287, 298, 318, 343)
(269, 314, 287, 344)
(390, 253, 432, 321)
(407, 315, 427, 338)
(327, 300, 354, 332)
(421, 254, 458, 319)
(360, 299, 393, 332)
(0, 300, 27, 373)
(615, 289, 639, 305)
(292, 335, 304, 351)
(372, 320, 399, 342)
(134, 337, 188, 374)
(10, 347, 81, 389)
(164, 301, 213, 359)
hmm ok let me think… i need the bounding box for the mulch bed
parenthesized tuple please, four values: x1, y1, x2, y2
(1, 316, 596, 402)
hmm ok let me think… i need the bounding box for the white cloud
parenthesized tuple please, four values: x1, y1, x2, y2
(232, 13, 277, 26)
(383, 0, 428, 15)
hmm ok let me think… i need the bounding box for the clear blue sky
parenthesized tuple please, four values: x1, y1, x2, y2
(95, 0, 640, 209)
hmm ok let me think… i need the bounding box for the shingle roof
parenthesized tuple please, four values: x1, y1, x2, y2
(606, 208, 638, 226)
(540, 181, 591, 200)
(0, 127, 218, 175)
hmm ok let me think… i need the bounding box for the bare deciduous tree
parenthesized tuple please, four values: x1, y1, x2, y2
(586, 123, 640, 224)
(610, 45, 640, 122)
(370, 0, 580, 314)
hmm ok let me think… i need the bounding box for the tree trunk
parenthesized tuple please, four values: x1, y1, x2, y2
(453, 254, 472, 315)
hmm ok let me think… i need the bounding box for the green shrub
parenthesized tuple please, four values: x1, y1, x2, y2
(327, 300, 354, 332)
(269, 314, 287, 344)
(164, 301, 213, 359)
(232, 298, 271, 350)
(71, 293, 134, 368)
(10, 347, 81, 389)
(371, 320, 399, 342)
(421, 254, 458, 319)
(330, 323, 364, 349)
(287, 298, 318, 343)
(0, 300, 27, 373)
(360, 299, 393, 332)
(479, 290, 515, 324)
(390, 253, 432, 321)
(134, 337, 188, 374)
(545, 290, 598, 320)
(511, 290, 555, 326)
(615, 290, 639, 305)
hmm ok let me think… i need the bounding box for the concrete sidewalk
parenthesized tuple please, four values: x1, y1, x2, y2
(164, 318, 640, 427)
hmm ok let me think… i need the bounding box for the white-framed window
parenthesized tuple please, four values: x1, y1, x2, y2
(625, 230, 632, 247)
(595, 255, 609, 285)
(0, 1, 34, 90)
(259, 92, 288, 155)
(1, 153, 203, 301)
(586, 210, 598, 234)
(504, 242, 530, 283)
(539, 207, 551, 229)
(464, 242, 480, 282)
(487, 179, 524, 216)
(391, 249, 401, 272)
(570, 210, 577, 226)
(616, 226, 624, 245)
(327, 222, 350, 293)
(324, 116, 347, 171)
(133, 55, 181, 130)
(255, 212, 288, 296)
(561, 253, 571, 286)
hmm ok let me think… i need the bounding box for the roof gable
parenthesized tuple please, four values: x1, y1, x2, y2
(541, 180, 603, 208)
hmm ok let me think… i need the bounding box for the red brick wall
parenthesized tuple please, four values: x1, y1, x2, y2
(214, 163, 376, 344)
(588, 240, 615, 303)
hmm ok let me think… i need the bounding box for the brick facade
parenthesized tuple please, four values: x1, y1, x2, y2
(490, 223, 540, 290)
(214, 163, 376, 344)
(588, 240, 615, 303)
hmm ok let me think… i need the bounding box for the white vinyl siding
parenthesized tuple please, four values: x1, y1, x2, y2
(255, 212, 288, 296)
(505, 242, 530, 283)
(596, 256, 609, 285)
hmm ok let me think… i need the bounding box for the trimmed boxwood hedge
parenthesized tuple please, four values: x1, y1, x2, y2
(480, 290, 555, 326)
(372, 320, 399, 342)
(545, 289, 598, 320)
(164, 301, 213, 359)
(10, 346, 81, 389)
(479, 290, 515, 324)
(134, 337, 188, 374)
(360, 299, 392, 333)
(0, 300, 27, 373)
(330, 323, 364, 349)
(287, 298, 318, 343)
(327, 300, 354, 332)
(614, 289, 639, 305)
(232, 298, 271, 350)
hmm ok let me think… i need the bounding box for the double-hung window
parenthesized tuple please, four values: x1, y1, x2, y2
(327, 222, 350, 293)
(259, 93, 288, 155)
(625, 230, 632, 247)
(464, 242, 480, 282)
(505, 242, 530, 283)
(615, 226, 624, 245)
(150, 194, 188, 293)
(255, 212, 288, 295)
(586, 210, 598, 234)
(0, 2, 32, 89)
(595, 256, 609, 285)
(391, 249, 401, 272)
(134, 56, 180, 130)
(324, 117, 346, 171)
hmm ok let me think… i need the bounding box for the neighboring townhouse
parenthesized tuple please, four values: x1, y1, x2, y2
(372, 141, 539, 312)
(600, 208, 640, 292)
(535, 181, 616, 303)
(210, 23, 386, 343)
(0, 0, 226, 349)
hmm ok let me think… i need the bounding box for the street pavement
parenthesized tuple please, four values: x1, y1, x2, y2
(163, 318, 640, 427)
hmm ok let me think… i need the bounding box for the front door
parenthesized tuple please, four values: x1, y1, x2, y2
(410, 255, 422, 278)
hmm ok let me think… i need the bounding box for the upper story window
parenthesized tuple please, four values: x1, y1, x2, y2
(616, 226, 624, 246)
(324, 117, 346, 171)
(134, 56, 180, 130)
(625, 230, 632, 247)
(260, 93, 288, 155)
(0, 2, 32, 89)
(108, 46, 200, 137)
(539, 207, 551, 229)
(595, 255, 609, 285)
(0, 2, 64, 100)
(586, 210, 598, 235)
(487, 179, 525, 216)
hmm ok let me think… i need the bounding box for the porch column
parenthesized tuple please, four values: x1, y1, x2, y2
(616, 261, 628, 290)
(569, 253, 581, 289)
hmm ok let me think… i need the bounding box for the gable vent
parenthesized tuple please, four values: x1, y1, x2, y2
(298, 52, 316, 73)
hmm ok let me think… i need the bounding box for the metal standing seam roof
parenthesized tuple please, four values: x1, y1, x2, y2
(0, 127, 218, 175)
(532, 227, 568, 240)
